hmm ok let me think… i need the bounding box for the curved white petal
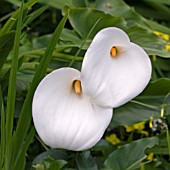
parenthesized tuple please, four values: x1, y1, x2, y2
(32, 68, 112, 151)
(81, 27, 152, 108)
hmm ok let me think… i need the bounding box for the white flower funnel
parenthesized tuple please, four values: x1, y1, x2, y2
(32, 68, 112, 151)
(81, 27, 152, 108)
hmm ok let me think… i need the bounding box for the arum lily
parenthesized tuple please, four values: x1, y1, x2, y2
(32, 68, 112, 151)
(81, 27, 152, 108)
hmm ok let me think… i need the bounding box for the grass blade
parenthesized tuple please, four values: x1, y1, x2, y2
(5, 1, 24, 169)
(24, 5, 48, 27)
(14, 128, 35, 170)
(0, 0, 38, 35)
(11, 13, 68, 167)
(0, 87, 5, 169)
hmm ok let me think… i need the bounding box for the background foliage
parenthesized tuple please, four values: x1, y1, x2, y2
(0, 0, 170, 169)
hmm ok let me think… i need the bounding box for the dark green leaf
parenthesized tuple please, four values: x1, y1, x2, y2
(111, 97, 161, 128)
(32, 149, 68, 165)
(68, 8, 125, 38)
(103, 137, 158, 170)
(76, 151, 98, 170)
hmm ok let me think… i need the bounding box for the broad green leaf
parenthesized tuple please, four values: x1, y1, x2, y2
(146, 20, 170, 35)
(103, 137, 159, 170)
(145, 0, 170, 5)
(110, 97, 161, 128)
(68, 8, 125, 38)
(96, 0, 150, 28)
(96, 0, 130, 16)
(48, 160, 67, 170)
(76, 151, 98, 170)
(142, 78, 170, 96)
(131, 0, 170, 21)
(39, 0, 86, 9)
(11, 14, 68, 169)
(35, 158, 67, 170)
(0, 31, 15, 71)
(96, 0, 170, 35)
(32, 149, 68, 166)
(110, 78, 170, 128)
(126, 25, 170, 58)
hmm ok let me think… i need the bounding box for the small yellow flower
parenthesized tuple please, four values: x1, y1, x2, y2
(165, 44, 170, 52)
(125, 122, 148, 136)
(133, 122, 145, 131)
(125, 122, 145, 132)
(147, 152, 154, 161)
(124, 125, 134, 132)
(33, 164, 42, 170)
(153, 31, 170, 41)
(105, 134, 121, 145)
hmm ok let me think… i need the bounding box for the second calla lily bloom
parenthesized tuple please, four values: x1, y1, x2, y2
(81, 27, 152, 108)
(32, 68, 112, 151)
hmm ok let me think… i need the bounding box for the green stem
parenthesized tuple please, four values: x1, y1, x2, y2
(166, 130, 170, 160)
(24, 50, 83, 62)
(130, 100, 159, 109)
(35, 135, 49, 151)
(69, 17, 103, 67)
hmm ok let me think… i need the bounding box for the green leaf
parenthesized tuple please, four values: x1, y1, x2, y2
(131, 0, 170, 21)
(110, 78, 170, 127)
(24, 5, 48, 27)
(96, 0, 149, 28)
(0, 87, 5, 169)
(125, 25, 170, 58)
(0, 31, 15, 71)
(32, 149, 68, 166)
(110, 97, 161, 128)
(48, 160, 67, 170)
(36, 158, 67, 170)
(39, 0, 86, 9)
(142, 78, 170, 96)
(96, 0, 170, 35)
(68, 8, 125, 38)
(76, 151, 98, 170)
(103, 137, 159, 170)
(13, 128, 35, 170)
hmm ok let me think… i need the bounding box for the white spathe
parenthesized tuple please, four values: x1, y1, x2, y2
(81, 27, 152, 108)
(32, 68, 112, 151)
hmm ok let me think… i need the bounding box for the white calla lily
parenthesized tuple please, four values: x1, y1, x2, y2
(81, 27, 152, 108)
(32, 68, 112, 151)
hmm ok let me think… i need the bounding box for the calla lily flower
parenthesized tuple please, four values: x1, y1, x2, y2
(81, 27, 152, 108)
(32, 68, 112, 151)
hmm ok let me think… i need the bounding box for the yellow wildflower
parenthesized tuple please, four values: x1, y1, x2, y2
(125, 122, 148, 136)
(125, 122, 145, 132)
(165, 44, 170, 52)
(147, 152, 154, 161)
(33, 164, 43, 170)
(124, 125, 134, 132)
(133, 122, 145, 131)
(153, 31, 170, 41)
(105, 134, 121, 145)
